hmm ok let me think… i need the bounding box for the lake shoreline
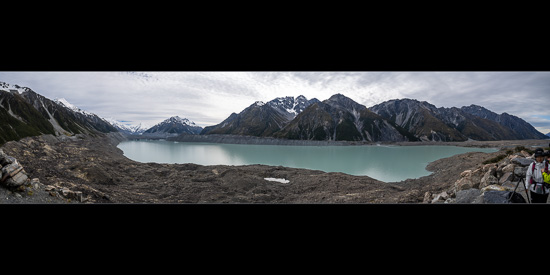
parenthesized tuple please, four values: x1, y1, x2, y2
(118, 139, 497, 182)
(1, 133, 546, 203)
(157, 133, 548, 149)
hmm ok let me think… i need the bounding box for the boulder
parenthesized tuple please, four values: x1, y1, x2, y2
(1, 162, 22, 176)
(470, 168, 484, 187)
(422, 191, 432, 203)
(0, 149, 7, 164)
(501, 180, 519, 191)
(431, 191, 449, 203)
(455, 188, 482, 203)
(483, 190, 512, 204)
(455, 177, 474, 191)
(455, 168, 484, 192)
(460, 170, 472, 178)
(54, 186, 83, 202)
(480, 172, 499, 189)
(481, 184, 507, 193)
(4, 172, 28, 188)
(520, 150, 532, 158)
(59, 187, 70, 197)
(512, 157, 533, 167)
(499, 172, 514, 185)
(482, 163, 497, 172)
(0, 156, 16, 166)
(1, 161, 28, 188)
(502, 164, 516, 174)
(67, 191, 83, 202)
(30, 178, 40, 189)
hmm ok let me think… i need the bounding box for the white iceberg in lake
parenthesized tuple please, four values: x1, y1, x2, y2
(264, 177, 290, 184)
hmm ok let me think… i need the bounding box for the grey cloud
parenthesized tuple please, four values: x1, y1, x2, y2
(1, 71, 549, 132)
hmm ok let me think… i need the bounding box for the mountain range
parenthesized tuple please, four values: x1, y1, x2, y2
(370, 99, 547, 141)
(202, 94, 547, 142)
(201, 95, 319, 137)
(0, 81, 546, 144)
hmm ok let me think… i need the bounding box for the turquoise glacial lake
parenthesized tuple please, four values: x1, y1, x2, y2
(117, 140, 497, 182)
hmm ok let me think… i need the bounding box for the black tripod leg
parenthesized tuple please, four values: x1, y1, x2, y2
(521, 178, 531, 203)
(512, 178, 530, 203)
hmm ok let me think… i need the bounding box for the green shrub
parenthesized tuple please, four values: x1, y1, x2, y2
(483, 154, 507, 164)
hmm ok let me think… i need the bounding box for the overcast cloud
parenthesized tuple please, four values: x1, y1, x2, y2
(1, 71, 549, 134)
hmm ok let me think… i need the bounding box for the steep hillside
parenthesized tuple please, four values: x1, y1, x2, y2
(201, 96, 318, 137)
(274, 94, 414, 142)
(370, 99, 546, 141)
(0, 81, 117, 145)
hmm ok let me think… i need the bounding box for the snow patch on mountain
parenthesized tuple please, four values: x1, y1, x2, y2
(143, 116, 203, 136)
(164, 116, 196, 126)
(267, 95, 319, 118)
(104, 117, 151, 135)
(54, 98, 94, 116)
(0, 81, 32, 95)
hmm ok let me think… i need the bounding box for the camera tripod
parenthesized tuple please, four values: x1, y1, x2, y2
(511, 177, 531, 203)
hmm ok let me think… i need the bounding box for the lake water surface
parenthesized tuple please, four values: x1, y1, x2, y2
(117, 140, 497, 182)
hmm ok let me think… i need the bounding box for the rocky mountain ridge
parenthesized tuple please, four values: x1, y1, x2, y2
(370, 98, 546, 142)
(142, 116, 202, 137)
(201, 95, 319, 137)
(0, 81, 117, 145)
(273, 94, 415, 142)
(201, 94, 544, 142)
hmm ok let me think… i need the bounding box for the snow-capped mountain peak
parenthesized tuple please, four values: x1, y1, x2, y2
(54, 98, 93, 116)
(164, 116, 196, 126)
(0, 81, 32, 94)
(143, 116, 202, 136)
(267, 95, 319, 117)
(103, 117, 151, 135)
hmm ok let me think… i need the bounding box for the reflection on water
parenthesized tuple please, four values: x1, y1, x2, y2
(117, 140, 497, 182)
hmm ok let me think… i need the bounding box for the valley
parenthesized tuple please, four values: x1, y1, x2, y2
(2, 132, 537, 203)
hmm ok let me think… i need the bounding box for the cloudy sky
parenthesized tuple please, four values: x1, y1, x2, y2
(1, 71, 549, 134)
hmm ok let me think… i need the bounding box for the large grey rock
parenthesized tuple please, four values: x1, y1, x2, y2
(4, 172, 28, 187)
(512, 158, 533, 167)
(431, 191, 449, 203)
(502, 164, 516, 174)
(455, 188, 481, 203)
(0, 155, 29, 188)
(1, 162, 22, 176)
(480, 170, 499, 189)
(499, 172, 514, 185)
(483, 191, 512, 204)
(0, 149, 6, 164)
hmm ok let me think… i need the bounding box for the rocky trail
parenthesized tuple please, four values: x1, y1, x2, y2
(1, 133, 547, 203)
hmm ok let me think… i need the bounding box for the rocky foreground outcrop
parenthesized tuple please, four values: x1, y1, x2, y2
(0, 149, 84, 203)
(425, 148, 540, 203)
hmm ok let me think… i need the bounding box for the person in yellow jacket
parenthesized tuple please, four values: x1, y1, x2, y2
(543, 170, 550, 183)
(543, 151, 550, 184)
